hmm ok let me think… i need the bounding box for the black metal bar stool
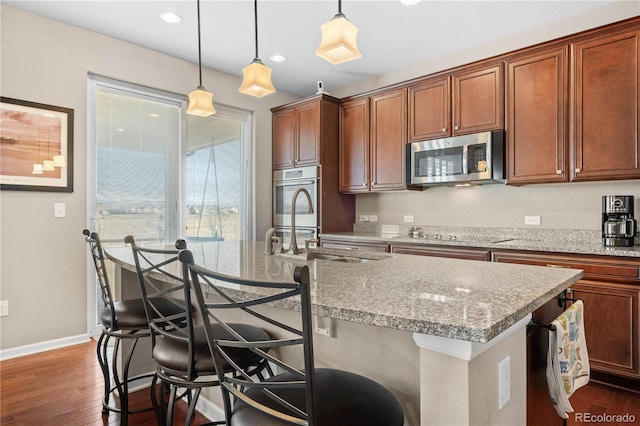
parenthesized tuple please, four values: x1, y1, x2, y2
(179, 249, 405, 426)
(126, 235, 272, 426)
(84, 229, 178, 425)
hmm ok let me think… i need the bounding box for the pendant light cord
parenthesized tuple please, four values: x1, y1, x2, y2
(338, 0, 342, 14)
(196, 0, 204, 88)
(253, 0, 259, 60)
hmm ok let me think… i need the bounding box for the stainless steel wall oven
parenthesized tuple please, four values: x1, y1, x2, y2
(273, 166, 318, 248)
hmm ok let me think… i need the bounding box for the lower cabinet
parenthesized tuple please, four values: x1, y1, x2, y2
(492, 250, 640, 392)
(390, 244, 490, 261)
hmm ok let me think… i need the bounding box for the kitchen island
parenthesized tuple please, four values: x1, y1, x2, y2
(106, 240, 583, 425)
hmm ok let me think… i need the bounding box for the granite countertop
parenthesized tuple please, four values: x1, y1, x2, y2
(321, 225, 640, 258)
(105, 240, 582, 344)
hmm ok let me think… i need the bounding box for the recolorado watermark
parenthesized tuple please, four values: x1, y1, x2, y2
(575, 413, 636, 423)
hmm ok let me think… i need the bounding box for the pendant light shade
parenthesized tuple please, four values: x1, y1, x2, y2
(186, 0, 215, 117)
(239, 0, 275, 97)
(187, 87, 216, 116)
(42, 159, 55, 171)
(316, 0, 361, 65)
(240, 59, 275, 97)
(53, 154, 66, 167)
(32, 163, 44, 174)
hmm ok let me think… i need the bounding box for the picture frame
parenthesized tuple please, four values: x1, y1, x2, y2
(0, 97, 74, 192)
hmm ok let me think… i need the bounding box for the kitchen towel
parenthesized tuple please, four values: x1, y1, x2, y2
(545, 300, 590, 419)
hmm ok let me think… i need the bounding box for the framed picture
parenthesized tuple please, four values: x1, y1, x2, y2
(0, 97, 73, 192)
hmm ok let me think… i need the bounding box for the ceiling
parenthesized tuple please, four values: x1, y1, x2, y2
(4, 1, 637, 97)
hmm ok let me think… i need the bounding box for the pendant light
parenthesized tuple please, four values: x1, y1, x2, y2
(32, 141, 43, 174)
(316, 0, 361, 65)
(186, 0, 216, 117)
(239, 0, 275, 97)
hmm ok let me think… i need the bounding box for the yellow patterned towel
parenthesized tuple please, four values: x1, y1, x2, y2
(546, 300, 590, 419)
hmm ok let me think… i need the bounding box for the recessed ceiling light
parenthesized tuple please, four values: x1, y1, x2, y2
(270, 54, 287, 63)
(160, 11, 182, 23)
(400, 0, 421, 5)
(149, 113, 160, 118)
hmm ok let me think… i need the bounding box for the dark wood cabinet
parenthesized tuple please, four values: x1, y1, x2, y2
(452, 64, 504, 136)
(505, 46, 569, 184)
(569, 281, 639, 379)
(408, 76, 450, 142)
(370, 88, 407, 191)
(408, 64, 504, 142)
(339, 98, 370, 193)
(339, 88, 407, 193)
(571, 28, 640, 181)
(492, 250, 640, 391)
(272, 95, 339, 170)
(390, 244, 490, 261)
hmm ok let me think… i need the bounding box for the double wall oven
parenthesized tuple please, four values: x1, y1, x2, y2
(273, 166, 319, 250)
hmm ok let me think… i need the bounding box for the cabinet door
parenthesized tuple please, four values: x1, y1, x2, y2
(408, 76, 451, 141)
(452, 64, 504, 135)
(390, 244, 490, 261)
(272, 108, 295, 169)
(296, 101, 321, 167)
(506, 47, 568, 184)
(339, 98, 370, 193)
(370, 88, 407, 191)
(570, 281, 639, 379)
(572, 30, 640, 181)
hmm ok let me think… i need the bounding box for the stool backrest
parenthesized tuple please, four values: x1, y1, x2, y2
(125, 235, 195, 379)
(83, 229, 116, 328)
(179, 249, 317, 425)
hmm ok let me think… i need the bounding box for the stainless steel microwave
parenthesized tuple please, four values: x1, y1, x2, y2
(406, 130, 505, 187)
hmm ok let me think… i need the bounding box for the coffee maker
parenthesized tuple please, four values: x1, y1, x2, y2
(602, 195, 637, 247)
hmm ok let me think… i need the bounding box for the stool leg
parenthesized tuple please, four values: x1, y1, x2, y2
(96, 332, 110, 414)
(185, 388, 201, 425)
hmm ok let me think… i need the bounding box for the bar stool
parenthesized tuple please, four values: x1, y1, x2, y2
(179, 249, 405, 426)
(84, 229, 183, 425)
(125, 235, 272, 425)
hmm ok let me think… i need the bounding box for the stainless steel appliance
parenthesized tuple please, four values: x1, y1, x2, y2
(602, 195, 637, 247)
(406, 130, 504, 186)
(273, 166, 318, 249)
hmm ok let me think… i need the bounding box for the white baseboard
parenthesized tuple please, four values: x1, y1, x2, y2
(0, 333, 91, 361)
(191, 393, 226, 423)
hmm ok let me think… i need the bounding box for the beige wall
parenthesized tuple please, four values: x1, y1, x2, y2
(330, 2, 640, 232)
(0, 5, 298, 351)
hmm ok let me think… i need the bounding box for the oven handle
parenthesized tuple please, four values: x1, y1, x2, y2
(274, 180, 317, 187)
(462, 144, 469, 175)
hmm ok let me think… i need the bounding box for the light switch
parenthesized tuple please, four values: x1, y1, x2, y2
(54, 203, 66, 218)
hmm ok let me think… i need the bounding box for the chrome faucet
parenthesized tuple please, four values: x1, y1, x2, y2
(288, 188, 314, 255)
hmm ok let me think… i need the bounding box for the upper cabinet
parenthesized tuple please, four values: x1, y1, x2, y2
(340, 88, 407, 193)
(505, 46, 569, 185)
(271, 95, 339, 170)
(408, 64, 504, 142)
(571, 28, 640, 181)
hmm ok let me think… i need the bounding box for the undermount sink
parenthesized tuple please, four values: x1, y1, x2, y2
(310, 253, 371, 263)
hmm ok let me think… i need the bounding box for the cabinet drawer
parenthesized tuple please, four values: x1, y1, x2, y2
(491, 251, 640, 283)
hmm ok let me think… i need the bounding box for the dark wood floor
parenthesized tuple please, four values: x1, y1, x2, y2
(2, 339, 639, 425)
(0, 339, 210, 425)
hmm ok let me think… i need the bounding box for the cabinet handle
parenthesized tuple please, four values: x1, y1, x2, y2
(556, 170, 562, 175)
(454, 125, 459, 131)
(363, 182, 367, 186)
(441, 128, 446, 132)
(575, 168, 581, 173)
(289, 160, 293, 164)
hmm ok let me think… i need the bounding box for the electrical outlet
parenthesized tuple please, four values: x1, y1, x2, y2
(524, 215, 541, 226)
(369, 215, 378, 222)
(498, 356, 510, 410)
(0, 300, 8, 317)
(359, 215, 370, 222)
(403, 215, 414, 223)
